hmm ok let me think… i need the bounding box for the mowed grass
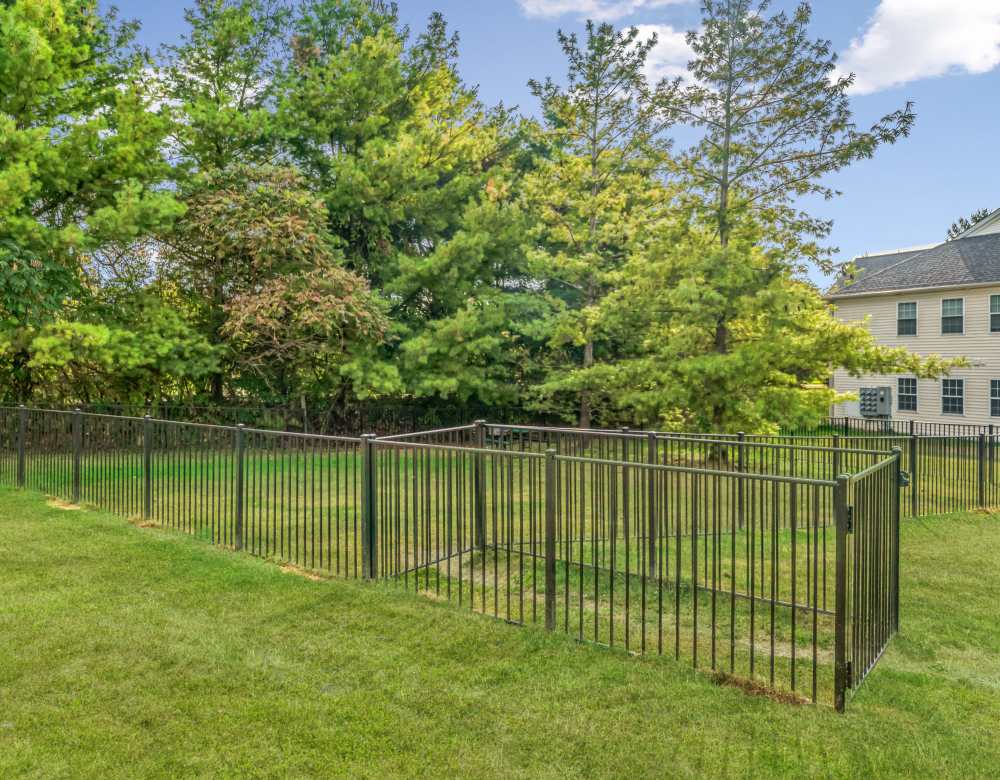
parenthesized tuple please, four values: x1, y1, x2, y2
(1, 488, 999, 777)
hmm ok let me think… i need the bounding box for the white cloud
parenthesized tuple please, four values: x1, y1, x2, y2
(517, 0, 690, 22)
(837, 0, 1000, 95)
(635, 24, 693, 82)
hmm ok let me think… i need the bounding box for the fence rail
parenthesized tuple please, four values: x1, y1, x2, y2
(0, 407, 902, 711)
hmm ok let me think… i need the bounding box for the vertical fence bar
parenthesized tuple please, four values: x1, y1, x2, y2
(544, 448, 556, 632)
(909, 429, 918, 518)
(978, 433, 986, 508)
(832, 434, 841, 481)
(647, 432, 657, 577)
(833, 473, 850, 712)
(234, 424, 245, 551)
(143, 415, 152, 519)
(72, 408, 82, 504)
(892, 448, 901, 632)
(990, 424, 996, 489)
(737, 432, 745, 529)
(474, 419, 486, 551)
(16, 405, 26, 488)
(362, 434, 377, 580)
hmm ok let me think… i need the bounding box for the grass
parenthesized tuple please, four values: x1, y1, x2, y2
(1, 488, 999, 777)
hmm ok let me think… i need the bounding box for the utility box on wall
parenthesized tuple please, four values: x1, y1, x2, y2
(859, 386, 892, 418)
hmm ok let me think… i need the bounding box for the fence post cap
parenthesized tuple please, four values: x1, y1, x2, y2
(474, 419, 487, 425)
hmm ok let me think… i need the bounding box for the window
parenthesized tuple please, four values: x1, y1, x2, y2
(991, 295, 1000, 333)
(941, 298, 964, 334)
(942, 379, 964, 415)
(992, 381, 1000, 417)
(898, 378, 917, 411)
(897, 302, 917, 335)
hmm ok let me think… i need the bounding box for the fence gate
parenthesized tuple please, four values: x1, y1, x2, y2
(834, 450, 901, 711)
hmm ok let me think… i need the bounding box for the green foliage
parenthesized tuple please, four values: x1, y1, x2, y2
(523, 22, 678, 426)
(0, 0, 180, 400)
(947, 207, 995, 240)
(159, 0, 289, 174)
(0, 0, 960, 430)
(26, 296, 218, 402)
(598, 218, 962, 432)
(160, 164, 384, 401)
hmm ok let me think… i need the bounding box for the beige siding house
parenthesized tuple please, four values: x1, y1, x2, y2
(827, 209, 1000, 426)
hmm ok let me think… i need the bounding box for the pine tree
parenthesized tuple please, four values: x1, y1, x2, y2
(524, 22, 678, 427)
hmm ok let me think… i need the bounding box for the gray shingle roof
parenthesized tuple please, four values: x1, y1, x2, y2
(828, 233, 1000, 297)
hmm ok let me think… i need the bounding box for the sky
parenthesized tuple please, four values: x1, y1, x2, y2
(103, 0, 1000, 284)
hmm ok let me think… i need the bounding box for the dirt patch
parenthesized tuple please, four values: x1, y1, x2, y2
(46, 498, 81, 511)
(709, 671, 810, 705)
(127, 515, 159, 529)
(279, 563, 328, 582)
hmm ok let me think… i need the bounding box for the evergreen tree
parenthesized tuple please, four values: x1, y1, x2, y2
(524, 22, 678, 427)
(947, 207, 994, 240)
(0, 0, 179, 400)
(278, 0, 537, 406)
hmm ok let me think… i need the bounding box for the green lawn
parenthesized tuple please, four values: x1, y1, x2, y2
(1, 487, 998, 777)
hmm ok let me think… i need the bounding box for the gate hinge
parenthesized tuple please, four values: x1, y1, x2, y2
(845, 506, 854, 533)
(899, 470, 911, 488)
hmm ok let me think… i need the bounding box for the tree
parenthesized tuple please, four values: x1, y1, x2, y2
(25, 297, 219, 403)
(278, 1, 537, 406)
(947, 208, 994, 240)
(0, 0, 179, 400)
(159, 165, 385, 403)
(523, 22, 678, 427)
(598, 216, 960, 432)
(615, 0, 920, 430)
(157, 0, 290, 175)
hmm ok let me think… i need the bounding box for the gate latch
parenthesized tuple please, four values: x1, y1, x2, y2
(845, 506, 854, 533)
(899, 470, 911, 488)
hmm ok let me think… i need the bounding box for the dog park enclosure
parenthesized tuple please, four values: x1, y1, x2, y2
(1, 408, 912, 711)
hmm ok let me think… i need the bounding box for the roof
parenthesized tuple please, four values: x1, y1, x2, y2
(827, 231, 1000, 298)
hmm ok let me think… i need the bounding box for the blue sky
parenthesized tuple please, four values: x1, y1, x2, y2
(105, 1, 1000, 282)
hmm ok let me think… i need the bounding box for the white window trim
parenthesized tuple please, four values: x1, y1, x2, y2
(991, 380, 1000, 418)
(941, 377, 965, 416)
(940, 296, 965, 335)
(896, 301, 917, 337)
(897, 377, 917, 413)
(989, 294, 1000, 334)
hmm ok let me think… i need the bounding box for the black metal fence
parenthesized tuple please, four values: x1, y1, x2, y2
(0, 407, 902, 711)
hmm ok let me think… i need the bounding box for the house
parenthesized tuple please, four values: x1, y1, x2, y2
(827, 208, 1000, 425)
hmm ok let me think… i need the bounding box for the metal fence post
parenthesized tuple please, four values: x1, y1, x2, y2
(234, 424, 245, 551)
(361, 434, 378, 579)
(143, 415, 152, 519)
(544, 448, 557, 632)
(978, 433, 987, 508)
(990, 424, 995, 487)
(833, 473, 850, 713)
(909, 429, 918, 518)
(474, 419, 486, 551)
(72, 408, 82, 504)
(891, 448, 901, 633)
(646, 431, 657, 577)
(16, 405, 26, 488)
